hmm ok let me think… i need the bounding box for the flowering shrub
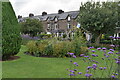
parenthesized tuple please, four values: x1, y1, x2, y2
(26, 41, 38, 55)
(66, 36, 120, 78)
(21, 34, 39, 45)
(26, 38, 88, 57)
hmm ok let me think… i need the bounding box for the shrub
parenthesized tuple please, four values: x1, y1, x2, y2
(52, 42, 64, 57)
(37, 34, 52, 39)
(72, 28, 87, 56)
(37, 39, 50, 55)
(2, 2, 21, 60)
(26, 41, 38, 55)
(44, 44, 53, 56)
(80, 47, 88, 54)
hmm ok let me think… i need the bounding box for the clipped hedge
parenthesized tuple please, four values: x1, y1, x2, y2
(2, 1, 21, 60)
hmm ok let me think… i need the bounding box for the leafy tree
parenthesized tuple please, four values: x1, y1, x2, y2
(2, 1, 21, 60)
(77, 1, 118, 44)
(20, 18, 43, 37)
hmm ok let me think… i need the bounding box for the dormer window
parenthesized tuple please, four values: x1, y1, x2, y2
(55, 17, 58, 22)
(68, 16, 71, 21)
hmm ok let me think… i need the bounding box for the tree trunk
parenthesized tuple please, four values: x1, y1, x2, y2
(95, 34, 102, 45)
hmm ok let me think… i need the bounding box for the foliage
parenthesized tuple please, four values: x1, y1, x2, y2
(77, 1, 119, 44)
(26, 40, 38, 55)
(20, 18, 43, 37)
(2, 1, 21, 60)
(26, 28, 87, 57)
(72, 28, 87, 56)
(37, 33, 52, 39)
(21, 34, 39, 45)
(3, 45, 119, 78)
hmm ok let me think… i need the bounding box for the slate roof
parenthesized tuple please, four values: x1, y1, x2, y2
(18, 11, 79, 22)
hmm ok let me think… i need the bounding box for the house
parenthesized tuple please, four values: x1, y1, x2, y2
(18, 10, 80, 38)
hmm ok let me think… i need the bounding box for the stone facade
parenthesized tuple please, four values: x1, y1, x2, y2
(18, 10, 79, 37)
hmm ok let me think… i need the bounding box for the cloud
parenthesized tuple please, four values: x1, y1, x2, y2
(9, 0, 108, 17)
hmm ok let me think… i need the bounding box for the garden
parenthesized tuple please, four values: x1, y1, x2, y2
(1, 1, 120, 79)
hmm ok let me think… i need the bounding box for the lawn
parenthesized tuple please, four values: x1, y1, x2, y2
(2, 45, 118, 78)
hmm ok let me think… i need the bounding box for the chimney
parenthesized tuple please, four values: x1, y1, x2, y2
(29, 13, 34, 17)
(58, 9, 64, 14)
(18, 15, 22, 19)
(42, 11, 47, 16)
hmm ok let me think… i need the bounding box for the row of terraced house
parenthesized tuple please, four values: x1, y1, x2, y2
(18, 9, 120, 40)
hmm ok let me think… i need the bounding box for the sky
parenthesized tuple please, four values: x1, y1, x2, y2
(9, 0, 109, 17)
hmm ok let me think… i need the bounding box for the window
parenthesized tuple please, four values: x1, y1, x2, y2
(67, 23, 71, 29)
(55, 24, 58, 30)
(55, 17, 58, 22)
(68, 16, 71, 21)
(47, 23, 50, 29)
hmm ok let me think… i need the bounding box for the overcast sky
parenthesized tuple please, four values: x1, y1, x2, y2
(9, 0, 109, 17)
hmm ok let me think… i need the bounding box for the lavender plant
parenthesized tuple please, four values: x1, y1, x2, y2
(66, 36, 120, 79)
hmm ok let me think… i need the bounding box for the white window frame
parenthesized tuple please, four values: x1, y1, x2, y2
(67, 23, 71, 29)
(68, 16, 71, 21)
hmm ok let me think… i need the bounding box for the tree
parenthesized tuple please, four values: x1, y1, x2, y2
(20, 18, 43, 37)
(2, 1, 21, 60)
(77, 1, 118, 44)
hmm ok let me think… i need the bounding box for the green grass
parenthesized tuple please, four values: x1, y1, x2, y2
(2, 45, 118, 78)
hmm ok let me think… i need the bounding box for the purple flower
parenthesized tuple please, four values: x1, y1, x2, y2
(73, 62, 77, 65)
(113, 73, 118, 75)
(91, 54, 98, 57)
(106, 55, 109, 58)
(85, 73, 89, 77)
(86, 70, 89, 73)
(99, 67, 103, 70)
(69, 74, 75, 76)
(109, 36, 113, 38)
(88, 58, 91, 60)
(67, 53, 74, 55)
(87, 66, 92, 69)
(95, 61, 99, 63)
(91, 50, 96, 53)
(73, 55, 76, 58)
(108, 52, 114, 54)
(92, 64, 97, 69)
(85, 73, 92, 77)
(116, 52, 120, 54)
(110, 45, 115, 47)
(97, 48, 101, 50)
(78, 72, 82, 75)
(80, 54, 84, 57)
(116, 60, 120, 64)
(74, 69, 77, 71)
(103, 67, 107, 70)
(109, 49, 114, 52)
(84, 56, 89, 58)
(102, 47, 107, 50)
(69, 70, 74, 73)
(88, 46, 94, 49)
(111, 75, 116, 78)
(76, 64, 79, 66)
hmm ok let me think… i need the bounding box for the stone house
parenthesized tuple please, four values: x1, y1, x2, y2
(18, 10, 79, 38)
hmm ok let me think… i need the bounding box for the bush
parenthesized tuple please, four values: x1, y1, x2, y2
(26, 41, 38, 55)
(37, 34, 52, 39)
(2, 2, 21, 60)
(25, 29, 88, 57)
(72, 28, 87, 56)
